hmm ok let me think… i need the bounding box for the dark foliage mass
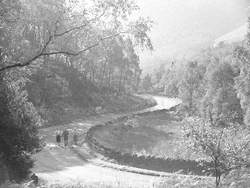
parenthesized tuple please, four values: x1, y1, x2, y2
(0, 0, 152, 183)
(0, 72, 40, 181)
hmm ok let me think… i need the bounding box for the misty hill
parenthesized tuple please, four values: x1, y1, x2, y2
(143, 23, 248, 75)
(214, 23, 247, 47)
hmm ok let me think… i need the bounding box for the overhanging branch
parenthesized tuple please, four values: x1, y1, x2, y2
(54, 9, 107, 38)
(0, 8, 110, 72)
(0, 32, 126, 72)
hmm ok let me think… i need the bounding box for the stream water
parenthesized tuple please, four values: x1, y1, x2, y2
(138, 95, 182, 113)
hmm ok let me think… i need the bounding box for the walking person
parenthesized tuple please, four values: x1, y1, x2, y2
(56, 130, 61, 145)
(62, 129, 69, 147)
(30, 173, 38, 186)
(73, 129, 78, 146)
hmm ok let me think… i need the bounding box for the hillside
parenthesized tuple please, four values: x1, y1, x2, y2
(214, 23, 247, 47)
(25, 60, 152, 127)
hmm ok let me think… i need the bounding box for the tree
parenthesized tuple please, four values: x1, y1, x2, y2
(160, 64, 179, 97)
(0, 0, 153, 72)
(0, 71, 41, 181)
(153, 64, 165, 84)
(202, 63, 243, 126)
(184, 118, 250, 187)
(233, 18, 250, 126)
(234, 45, 250, 126)
(0, 1, 41, 181)
(178, 61, 204, 115)
(0, 0, 153, 183)
(141, 74, 153, 91)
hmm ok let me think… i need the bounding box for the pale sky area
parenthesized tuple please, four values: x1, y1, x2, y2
(135, 0, 250, 70)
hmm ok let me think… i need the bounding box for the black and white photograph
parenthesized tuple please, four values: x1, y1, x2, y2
(0, 0, 250, 187)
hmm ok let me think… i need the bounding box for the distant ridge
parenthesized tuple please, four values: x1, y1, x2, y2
(214, 23, 248, 47)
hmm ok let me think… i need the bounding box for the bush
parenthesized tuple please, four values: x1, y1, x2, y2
(183, 117, 250, 187)
(0, 72, 41, 182)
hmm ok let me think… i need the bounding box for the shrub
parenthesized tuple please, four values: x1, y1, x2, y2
(0, 72, 41, 182)
(183, 117, 250, 187)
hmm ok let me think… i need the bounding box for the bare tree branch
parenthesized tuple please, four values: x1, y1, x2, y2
(0, 33, 54, 71)
(0, 8, 112, 72)
(54, 8, 107, 37)
(0, 32, 126, 72)
(39, 32, 124, 56)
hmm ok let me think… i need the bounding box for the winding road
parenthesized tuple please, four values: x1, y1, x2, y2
(33, 95, 204, 187)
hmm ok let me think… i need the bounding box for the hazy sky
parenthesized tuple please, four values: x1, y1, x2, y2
(135, 0, 250, 69)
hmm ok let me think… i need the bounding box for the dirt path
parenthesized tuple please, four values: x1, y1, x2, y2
(33, 112, 164, 187)
(33, 96, 210, 187)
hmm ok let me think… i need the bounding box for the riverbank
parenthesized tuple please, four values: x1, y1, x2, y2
(33, 95, 158, 176)
(86, 108, 210, 176)
(39, 94, 156, 128)
(30, 95, 214, 188)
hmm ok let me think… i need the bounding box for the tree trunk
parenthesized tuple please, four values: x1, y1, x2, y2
(101, 59, 107, 86)
(118, 69, 124, 93)
(214, 158, 221, 187)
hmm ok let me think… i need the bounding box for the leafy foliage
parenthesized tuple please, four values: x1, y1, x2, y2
(0, 0, 153, 183)
(184, 118, 250, 187)
(234, 45, 250, 125)
(141, 74, 153, 92)
(202, 62, 243, 126)
(149, 44, 244, 125)
(0, 71, 41, 181)
(178, 61, 204, 115)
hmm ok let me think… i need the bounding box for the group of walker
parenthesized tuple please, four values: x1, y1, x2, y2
(56, 129, 78, 147)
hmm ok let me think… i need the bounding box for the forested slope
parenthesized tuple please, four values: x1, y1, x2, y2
(24, 39, 149, 126)
(0, 0, 152, 183)
(141, 21, 250, 187)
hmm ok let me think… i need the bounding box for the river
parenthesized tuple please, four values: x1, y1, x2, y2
(138, 95, 182, 113)
(35, 95, 187, 187)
